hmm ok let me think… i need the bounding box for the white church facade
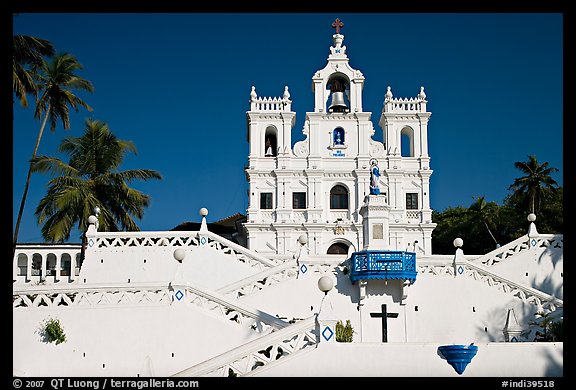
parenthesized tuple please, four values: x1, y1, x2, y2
(12, 19, 563, 379)
(244, 20, 434, 258)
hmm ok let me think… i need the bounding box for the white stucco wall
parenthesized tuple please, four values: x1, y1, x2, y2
(253, 342, 563, 377)
(238, 261, 554, 345)
(13, 303, 264, 377)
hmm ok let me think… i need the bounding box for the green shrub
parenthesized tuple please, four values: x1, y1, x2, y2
(42, 317, 66, 345)
(335, 319, 354, 342)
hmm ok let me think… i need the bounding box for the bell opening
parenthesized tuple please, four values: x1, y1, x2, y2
(327, 76, 350, 113)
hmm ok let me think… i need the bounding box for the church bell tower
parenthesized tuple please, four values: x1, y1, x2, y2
(244, 18, 436, 260)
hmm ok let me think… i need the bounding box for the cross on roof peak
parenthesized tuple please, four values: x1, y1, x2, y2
(332, 18, 344, 34)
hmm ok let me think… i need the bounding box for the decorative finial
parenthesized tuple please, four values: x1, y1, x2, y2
(527, 213, 538, 238)
(250, 86, 257, 101)
(385, 86, 393, 100)
(418, 86, 426, 100)
(453, 238, 463, 248)
(173, 248, 186, 262)
(318, 275, 334, 295)
(199, 207, 208, 233)
(331, 18, 344, 34)
(283, 86, 290, 100)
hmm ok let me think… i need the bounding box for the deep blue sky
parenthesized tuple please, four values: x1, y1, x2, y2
(12, 13, 563, 243)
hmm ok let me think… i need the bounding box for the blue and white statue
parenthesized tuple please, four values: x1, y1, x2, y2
(370, 158, 381, 195)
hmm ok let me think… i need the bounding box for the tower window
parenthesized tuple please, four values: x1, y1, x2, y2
(264, 126, 278, 157)
(293, 192, 306, 209)
(401, 126, 415, 157)
(260, 192, 273, 209)
(406, 193, 419, 210)
(330, 185, 349, 209)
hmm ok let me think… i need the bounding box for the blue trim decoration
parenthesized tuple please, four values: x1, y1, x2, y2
(349, 250, 417, 284)
(438, 344, 478, 375)
(175, 290, 184, 301)
(322, 326, 334, 341)
(300, 264, 308, 274)
(458, 265, 464, 275)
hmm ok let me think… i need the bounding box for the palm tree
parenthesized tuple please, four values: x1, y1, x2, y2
(13, 53, 94, 249)
(468, 196, 500, 248)
(13, 35, 55, 107)
(508, 155, 559, 214)
(31, 118, 163, 242)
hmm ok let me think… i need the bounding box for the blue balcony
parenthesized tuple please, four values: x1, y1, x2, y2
(349, 250, 417, 284)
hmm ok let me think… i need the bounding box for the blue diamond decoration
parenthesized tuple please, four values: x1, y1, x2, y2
(200, 236, 207, 245)
(531, 239, 537, 247)
(300, 264, 308, 274)
(322, 326, 334, 341)
(88, 239, 94, 247)
(458, 265, 464, 275)
(511, 336, 518, 342)
(175, 290, 184, 301)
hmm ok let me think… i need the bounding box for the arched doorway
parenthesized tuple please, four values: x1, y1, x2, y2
(327, 242, 349, 255)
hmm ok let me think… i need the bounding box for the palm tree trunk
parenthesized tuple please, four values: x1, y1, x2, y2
(13, 105, 51, 254)
(483, 220, 498, 246)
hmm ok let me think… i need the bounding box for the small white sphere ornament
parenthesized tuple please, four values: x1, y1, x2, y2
(298, 234, 308, 245)
(318, 275, 334, 294)
(453, 238, 464, 248)
(88, 215, 98, 225)
(200, 208, 208, 217)
(173, 248, 186, 262)
(527, 213, 536, 222)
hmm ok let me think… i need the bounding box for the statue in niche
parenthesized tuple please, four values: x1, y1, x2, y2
(333, 128, 344, 146)
(265, 139, 274, 157)
(370, 158, 381, 195)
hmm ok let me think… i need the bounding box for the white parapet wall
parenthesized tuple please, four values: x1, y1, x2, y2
(249, 341, 563, 377)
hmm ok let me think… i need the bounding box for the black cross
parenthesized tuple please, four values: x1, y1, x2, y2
(370, 304, 398, 342)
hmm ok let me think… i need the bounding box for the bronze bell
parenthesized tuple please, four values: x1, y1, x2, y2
(328, 91, 348, 113)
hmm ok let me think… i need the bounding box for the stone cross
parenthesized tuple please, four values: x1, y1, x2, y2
(332, 18, 344, 34)
(370, 304, 398, 342)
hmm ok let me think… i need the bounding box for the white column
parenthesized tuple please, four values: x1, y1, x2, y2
(40, 254, 47, 282)
(55, 252, 62, 282)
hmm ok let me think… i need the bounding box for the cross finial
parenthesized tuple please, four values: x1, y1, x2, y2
(332, 18, 344, 34)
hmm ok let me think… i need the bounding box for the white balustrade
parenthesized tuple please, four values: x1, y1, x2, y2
(384, 97, 426, 113)
(472, 234, 562, 267)
(13, 244, 83, 285)
(250, 96, 291, 112)
(172, 315, 317, 377)
(406, 210, 421, 220)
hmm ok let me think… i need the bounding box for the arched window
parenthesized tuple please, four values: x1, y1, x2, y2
(264, 126, 278, 157)
(330, 185, 349, 209)
(61, 253, 72, 276)
(46, 253, 57, 276)
(333, 127, 345, 146)
(17, 254, 28, 276)
(401, 126, 414, 157)
(327, 242, 349, 255)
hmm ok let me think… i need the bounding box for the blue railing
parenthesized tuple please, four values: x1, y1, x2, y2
(349, 250, 417, 284)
